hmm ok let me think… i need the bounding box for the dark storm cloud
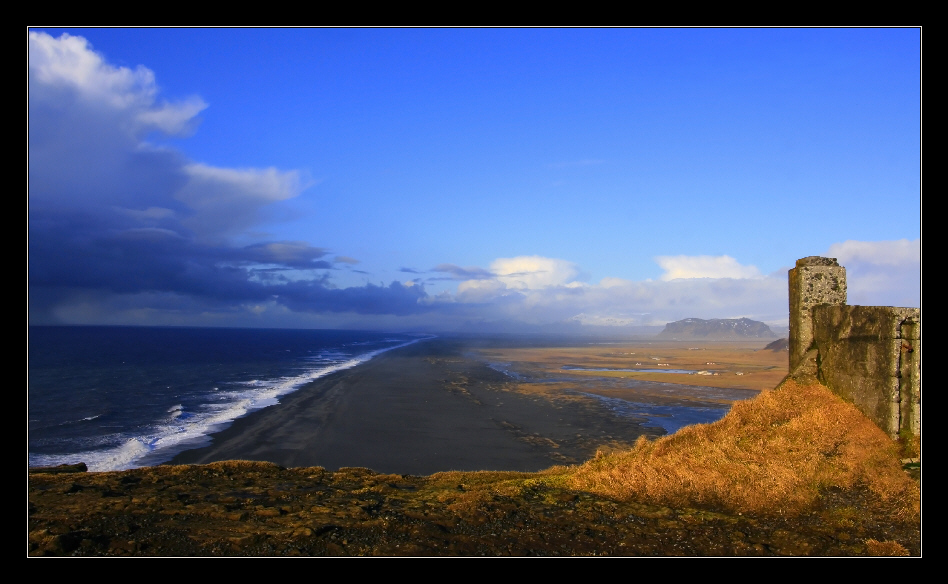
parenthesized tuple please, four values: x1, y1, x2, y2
(28, 203, 432, 321)
(28, 32, 429, 324)
(238, 242, 333, 269)
(277, 280, 428, 316)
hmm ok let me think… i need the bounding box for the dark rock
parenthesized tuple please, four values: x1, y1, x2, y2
(29, 463, 88, 474)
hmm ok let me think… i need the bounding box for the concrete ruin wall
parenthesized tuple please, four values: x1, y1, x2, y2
(789, 257, 920, 440)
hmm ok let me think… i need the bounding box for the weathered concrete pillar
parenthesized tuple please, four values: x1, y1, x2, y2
(788, 256, 847, 373)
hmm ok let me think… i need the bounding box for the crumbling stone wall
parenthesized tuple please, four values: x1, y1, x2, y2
(788, 257, 920, 440)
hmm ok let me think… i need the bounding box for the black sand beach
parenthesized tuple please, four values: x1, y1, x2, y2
(171, 337, 658, 475)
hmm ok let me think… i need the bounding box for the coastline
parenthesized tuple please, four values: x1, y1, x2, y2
(32, 338, 919, 556)
(169, 337, 658, 475)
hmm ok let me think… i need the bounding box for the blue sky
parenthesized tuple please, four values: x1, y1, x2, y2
(28, 28, 920, 331)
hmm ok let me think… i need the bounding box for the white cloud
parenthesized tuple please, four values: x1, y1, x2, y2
(456, 278, 509, 302)
(825, 239, 920, 307)
(29, 31, 206, 137)
(490, 256, 580, 289)
(29, 32, 307, 241)
(827, 238, 919, 267)
(655, 255, 763, 280)
(177, 164, 307, 239)
(598, 276, 633, 289)
(182, 164, 303, 205)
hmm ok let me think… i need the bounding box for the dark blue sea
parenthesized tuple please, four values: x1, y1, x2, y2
(28, 326, 428, 471)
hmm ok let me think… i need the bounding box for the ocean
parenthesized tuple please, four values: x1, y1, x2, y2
(28, 326, 427, 472)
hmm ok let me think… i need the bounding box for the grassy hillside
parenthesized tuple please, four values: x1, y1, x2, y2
(566, 378, 919, 519)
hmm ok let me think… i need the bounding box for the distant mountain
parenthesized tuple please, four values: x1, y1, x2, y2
(657, 318, 776, 339)
(763, 338, 789, 351)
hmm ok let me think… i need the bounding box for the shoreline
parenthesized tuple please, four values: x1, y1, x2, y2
(32, 337, 918, 556)
(170, 337, 659, 475)
(31, 371, 920, 556)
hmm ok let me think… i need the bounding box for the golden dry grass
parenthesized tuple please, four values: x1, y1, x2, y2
(567, 379, 919, 518)
(864, 539, 911, 556)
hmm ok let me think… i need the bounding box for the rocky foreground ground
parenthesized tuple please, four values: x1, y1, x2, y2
(29, 460, 919, 557)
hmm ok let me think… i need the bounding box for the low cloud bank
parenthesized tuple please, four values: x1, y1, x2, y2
(429, 255, 788, 329)
(423, 245, 918, 332)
